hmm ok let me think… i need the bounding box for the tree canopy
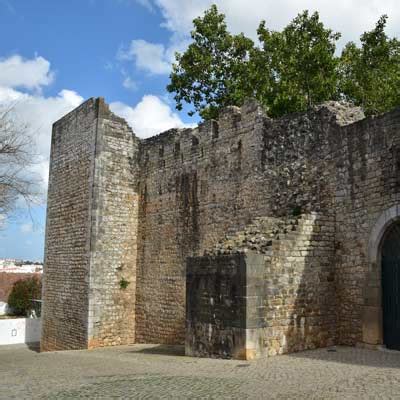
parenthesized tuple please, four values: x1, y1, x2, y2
(167, 5, 254, 120)
(167, 6, 400, 119)
(8, 276, 41, 316)
(340, 15, 400, 115)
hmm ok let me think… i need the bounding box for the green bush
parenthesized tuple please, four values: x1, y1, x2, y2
(7, 276, 41, 316)
(119, 278, 130, 290)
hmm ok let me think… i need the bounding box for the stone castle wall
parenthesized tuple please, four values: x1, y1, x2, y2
(186, 213, 337, 360)
(41, 96, 400, 355)
(334, 108, 400, 346)
(135, 101, 361, 344)
(254, 213, 337, 357)
(42, 98, 140, 351)
(186, 252, 265, 360)
(135, 102, 267, 344)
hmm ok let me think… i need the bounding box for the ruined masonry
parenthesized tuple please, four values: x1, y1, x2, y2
(41, 97, 400, 359)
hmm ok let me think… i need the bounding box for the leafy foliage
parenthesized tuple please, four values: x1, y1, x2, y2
(256, 11, 340, 117)
(8, 276, 41, 316)
(339, 15, 400, 115)
(119, 278, 130, 290)
(167, 5, 254, 120)
(167, 6, 400, 120)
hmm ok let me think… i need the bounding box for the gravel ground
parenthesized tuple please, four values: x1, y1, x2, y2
(1, 344, 400, 399)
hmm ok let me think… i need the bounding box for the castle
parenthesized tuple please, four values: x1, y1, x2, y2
(41, 97, 400, 359)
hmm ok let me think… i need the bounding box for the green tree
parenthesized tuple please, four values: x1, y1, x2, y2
(168, 7, 400, 120)
(167, 5, 254, 120)
(256, 11, 341, 117)
(340, 15, 400, 115)
(8, 276, 41, 316)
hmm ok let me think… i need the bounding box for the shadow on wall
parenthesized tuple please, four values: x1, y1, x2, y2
(264, 212, 337, 356)
(185, 212, 338, 359)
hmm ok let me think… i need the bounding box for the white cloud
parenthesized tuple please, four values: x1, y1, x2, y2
(131, 0, 400, 74)
(0, 54, 189, 212)
(0, 53, 191, 248)
(118, 35, 190, 77)
(152, 0, 400, 42)
(0, 55, 54, 91)
(0, 55, 84, 201)
(119, 39, 171, 75)
(110, 94, 192, 138)
(0, 87, 84, 191)
(152, 0, 208, 36)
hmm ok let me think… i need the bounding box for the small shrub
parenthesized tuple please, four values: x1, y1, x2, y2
(7, 276, 41, 316)
(119, 278, 130, 290)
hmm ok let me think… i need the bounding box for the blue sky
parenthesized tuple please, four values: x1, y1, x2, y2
(0, 0, 183, 260)
(0, 0, 399, 261)
(1, 0, 162, 102)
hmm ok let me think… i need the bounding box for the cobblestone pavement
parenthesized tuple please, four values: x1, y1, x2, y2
(1, 344, 400, 399)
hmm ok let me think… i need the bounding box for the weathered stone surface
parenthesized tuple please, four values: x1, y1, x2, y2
(87, 101, 140, 348)
(42, 98, 140, 351)
(41, 99, 98, 351)
(186, 252, 265, 360)
(41, 96, 400, 357)
(187, 214, 336, 358)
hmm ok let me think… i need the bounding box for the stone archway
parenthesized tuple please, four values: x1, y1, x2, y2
(381, 223, 400, 349)
(363, 205, 400, 346)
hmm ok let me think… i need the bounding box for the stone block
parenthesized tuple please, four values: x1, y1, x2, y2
(361, 306, 383, 345)
(186, 252, 265, 359)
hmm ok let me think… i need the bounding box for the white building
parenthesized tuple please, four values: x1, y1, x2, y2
(0, 259, 43, 274)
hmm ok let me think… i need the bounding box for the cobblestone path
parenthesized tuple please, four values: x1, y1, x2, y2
(1, 344, 400, 399)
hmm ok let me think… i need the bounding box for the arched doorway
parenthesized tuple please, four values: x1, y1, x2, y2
(381, 222, 400, 350)
(363, 205, 400, 347)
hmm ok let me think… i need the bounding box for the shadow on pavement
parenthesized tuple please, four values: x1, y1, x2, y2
(26, 341, 40, 353)
(132, 344, 185, 357)
(287, 346, 400, 369)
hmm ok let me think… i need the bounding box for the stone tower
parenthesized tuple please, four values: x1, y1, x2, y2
(41, 98, 140, 350)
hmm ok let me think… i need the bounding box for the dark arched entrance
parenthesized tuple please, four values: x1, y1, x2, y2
(382, 222, 400, 350)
